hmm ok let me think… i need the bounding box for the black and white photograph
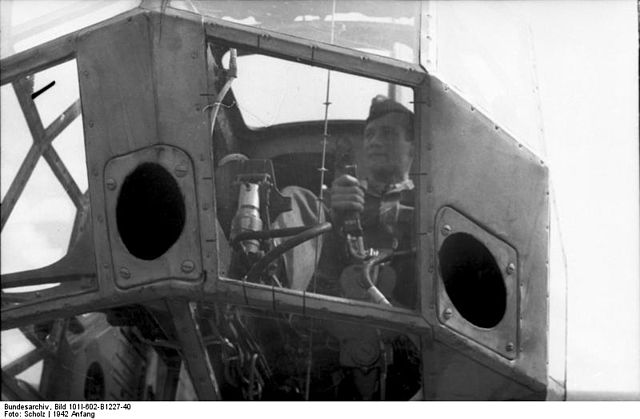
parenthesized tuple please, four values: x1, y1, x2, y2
(0, 0, 638, 411)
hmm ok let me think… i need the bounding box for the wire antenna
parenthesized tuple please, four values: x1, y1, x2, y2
(304, 0, 337, 401)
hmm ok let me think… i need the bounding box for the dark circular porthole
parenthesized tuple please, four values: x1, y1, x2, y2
(84, 362, 105, 401)
(439, 233, 506, 328)
(116, 162, 186, 260)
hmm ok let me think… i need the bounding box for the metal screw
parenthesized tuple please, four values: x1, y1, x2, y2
(106, 178, 117, 190)
(119, 267, 131, 279)
(181, 260, 195, 273)
(506, 342, 515, 352)
(443, 308, 452, 320)
(175, 165, 188, 177)
(441, 224, 452, 236)
(506, 263, 516, 275)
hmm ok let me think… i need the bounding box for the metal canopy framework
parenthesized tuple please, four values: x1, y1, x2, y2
(0, 4, 430, 401)
(176, 0, 422, 59)
(0, 4, 428, 325)
(1, 1, 550, 401)
(1, 81, 82, 230)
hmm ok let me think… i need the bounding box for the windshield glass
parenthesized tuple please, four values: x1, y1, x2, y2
(171, 0, 421, 64)
(0, 0, 141, 59)
(223, 52, 414, 128)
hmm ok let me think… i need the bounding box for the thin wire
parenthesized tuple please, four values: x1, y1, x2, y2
(551, 179, 570, 400)
(304, 0, 337, 401)
(315, 0, 337, 290)
(527, 24, 569, 398)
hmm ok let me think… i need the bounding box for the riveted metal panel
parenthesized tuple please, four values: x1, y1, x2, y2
(435, 207, 518, 360)
(77, 11, 215, 294)
(77, 11, 157, 297)
(418, 75, 548, 397)
(104, 145, 202, 288)
(149, 12, 219, 288)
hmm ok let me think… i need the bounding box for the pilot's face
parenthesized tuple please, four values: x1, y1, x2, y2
(363, 112, 414, 182)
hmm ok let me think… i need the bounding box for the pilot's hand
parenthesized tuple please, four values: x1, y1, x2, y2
(330, 174, 365, 216)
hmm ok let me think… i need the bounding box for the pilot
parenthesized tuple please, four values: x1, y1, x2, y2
(269, 96, 420, 400)
(274, 94, 417, 309)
